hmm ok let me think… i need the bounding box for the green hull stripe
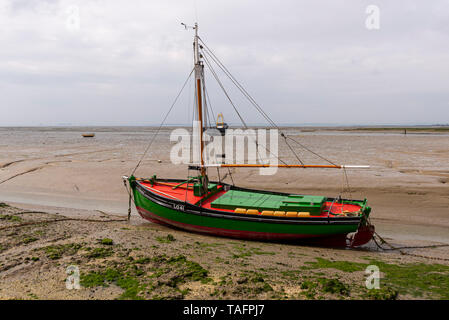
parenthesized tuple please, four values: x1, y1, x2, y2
(133, 188, 358, 236)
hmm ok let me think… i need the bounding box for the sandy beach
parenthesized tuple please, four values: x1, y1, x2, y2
(1, 127, 448, 300)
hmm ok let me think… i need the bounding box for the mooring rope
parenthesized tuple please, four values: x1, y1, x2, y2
(372, 231, 449, 261)
(122, 178, 135, 221)
(0, 216, 128, 231)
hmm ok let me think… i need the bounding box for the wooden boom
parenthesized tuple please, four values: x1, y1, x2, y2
(200, 164, 370, 169)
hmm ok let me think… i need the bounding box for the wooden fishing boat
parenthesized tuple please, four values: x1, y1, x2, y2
(125, 23, 374, 247)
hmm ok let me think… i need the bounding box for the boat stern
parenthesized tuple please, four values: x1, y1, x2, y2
(348, 202, 375, 247)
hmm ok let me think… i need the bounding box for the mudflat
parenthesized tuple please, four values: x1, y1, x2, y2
(0, 127, 448, 299)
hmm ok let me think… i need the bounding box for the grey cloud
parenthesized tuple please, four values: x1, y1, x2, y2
(1, 0, 448, 126)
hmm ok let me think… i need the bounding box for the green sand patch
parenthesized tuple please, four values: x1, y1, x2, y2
(80, 267, 143, 300)
(231, 273, 274, 296)
(0, 214, 22, 222)
(99, 238, 114, 245)
(22, 236, 38, 244)
(40, 243, 83, 260)
(363, 287, 398, 300)
(155, 234, 176, 243)
(305, 258, 449, 299)
(164, 255, 210, 284)
(231, 245, 276, 259)
(84, 247, 114, 258)
(300, 276, 349, 299)
(80, 254, 210, 300)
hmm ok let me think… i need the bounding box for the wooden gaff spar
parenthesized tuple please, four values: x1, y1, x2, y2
(201, 164, 370, 169)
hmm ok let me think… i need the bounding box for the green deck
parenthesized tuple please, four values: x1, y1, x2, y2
(211, 190, 325, 215)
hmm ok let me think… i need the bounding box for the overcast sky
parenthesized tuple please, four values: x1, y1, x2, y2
(1, 0, 449, 126)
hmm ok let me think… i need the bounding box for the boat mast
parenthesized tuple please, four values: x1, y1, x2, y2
(193, 23, 208, 185)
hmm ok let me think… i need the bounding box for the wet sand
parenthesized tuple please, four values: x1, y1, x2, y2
(0, 127, 448, 299)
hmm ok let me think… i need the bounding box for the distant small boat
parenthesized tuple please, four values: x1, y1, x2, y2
(206, 113, 229, 136)
(215, 113, 228, 136)
(82, 133, 95, 138)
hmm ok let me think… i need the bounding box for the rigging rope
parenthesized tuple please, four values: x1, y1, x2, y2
(129, 37, 345, 175)
(202, 52, 249, 129)
(342, 166, 352, 199)
(199, 38, 279, 129)
(284, 138, 305, 166)
(202, 50, 287, 166)
(199, 38, 337, 167)
(202, 73, 214, 130)
(203, 84, 216, 128)
(227, 167, 235, 185)
(202, 53, 265, 165)
(284, 135, 338, 166)
(130, 68, 195, 176)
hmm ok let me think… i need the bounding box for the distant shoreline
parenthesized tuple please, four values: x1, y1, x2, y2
(1, 124, 449, 128)
(1, 125, 448, 133)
